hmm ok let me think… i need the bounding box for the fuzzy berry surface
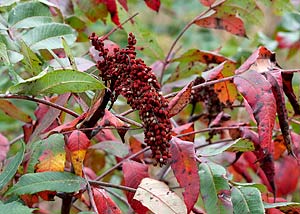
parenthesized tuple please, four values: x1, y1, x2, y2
(89, 32, 172, 165)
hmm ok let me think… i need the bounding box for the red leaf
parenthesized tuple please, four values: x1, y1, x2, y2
(144, 0, 160, 12)
(44, 113, 87, 137)
(234, 70, 276, 153)
(96, 0, 120, 25)
(123, 161, 149, 214)
(0, 133, 9, 161)
(67, 130, 91, 176)
(117, 0, 128, 11)
(168, 81, 193, 118)
(67, 130, 90, 152)
(194, 14, 247, 37)
(275, 156, 300, 196)
(199, 0, 216, 7)
(282, 72, 300, 115)
(169, 137, 200, 213)
(235, 46, 273, 74)
(265, 71, 295, 156)
(92, 187, 122, 214)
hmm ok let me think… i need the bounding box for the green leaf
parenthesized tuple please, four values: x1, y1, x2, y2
(0, 42, 10, 65)
(232, 186, 264, 214)
(118, 5, 164, 60)
(197, 138, 254, 156)
(22, 23, 77, 50)
(27, 134, 65, 173)
(62, 37, 77, 70)
(20, 40, 42, 76)
(198, 162, 232, 214)
(8, 2, 52, 29)
(8, 69, 105, 96)
(0, 141, 25, 190)
(230, 181, 267, 193)
(264, 202, 300, 212)
(0, 201, 35, 214)
(5, 171, 86, 196)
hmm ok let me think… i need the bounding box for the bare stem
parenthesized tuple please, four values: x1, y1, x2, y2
(96, 147, 150, 181)
(0, 94, 79, 118)
(175, 125, 257, 139)
(89, 180, 136, 193)
(101, 13, 139, 41)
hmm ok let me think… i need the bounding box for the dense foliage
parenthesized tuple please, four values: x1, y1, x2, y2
(0, 0, 300, 214)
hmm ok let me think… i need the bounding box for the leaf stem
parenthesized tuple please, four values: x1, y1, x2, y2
(95, 147, 150, 181)
(0, 94, 79, 117)
(89, 180, 136, 193)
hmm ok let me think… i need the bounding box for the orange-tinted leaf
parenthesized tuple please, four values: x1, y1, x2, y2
(173, 49, 235, 65)
(168, 81, 193, 118)
(194, 14, 247, 37)
(204, 61, 237, 104)
(92, 187, 122, 214)
(234, 70, 276, 153)
(0, 133, 9, 161)
(144, 0, 160, 12)
(171, 122, 195, 142)
(199, 0, 216, 7)
(36, 150, 66, 172)
(123, 161, 149, 214)
(0, 100, 32, 123)
(275, 156, 300, 197)
(273, 135, 286, 160)
(169, 137, 200, 213)
(20, 194, 39, 207)
(129, 134, 145, 159)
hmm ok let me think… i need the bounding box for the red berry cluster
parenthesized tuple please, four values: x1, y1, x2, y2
(89, 32, 172, 165)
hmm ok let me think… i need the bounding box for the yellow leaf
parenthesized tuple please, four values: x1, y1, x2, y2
(70, 150, 87, 177)
(36, 151, 66, 172)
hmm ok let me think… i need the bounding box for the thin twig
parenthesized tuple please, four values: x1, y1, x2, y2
(9, 134, 24, 145)
(84, 173, 98, 214)
(116, 114, 143, 128)
(0, 94, 79, 117)
(101, 13, 139, 41)
(95, 147, 150, 181)
(103, 187, 132, 209)
(195, 138, 233, 150)
(89, 180, 136, 192)
(175, 125, 257, 139)
(159, 0, 225, 84)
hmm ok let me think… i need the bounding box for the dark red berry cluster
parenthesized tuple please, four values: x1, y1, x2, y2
(89, 32, 172, 165)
